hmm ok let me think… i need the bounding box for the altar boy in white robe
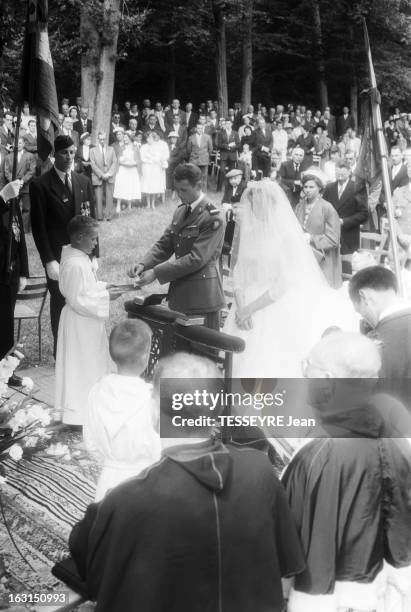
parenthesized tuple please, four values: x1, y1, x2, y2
(55, 216, 122, 427)
(84, 319, 161, 501)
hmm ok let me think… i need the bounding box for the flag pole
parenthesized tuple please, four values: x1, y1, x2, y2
(362, 17, 403, 295)
(6, 105, 23, 276)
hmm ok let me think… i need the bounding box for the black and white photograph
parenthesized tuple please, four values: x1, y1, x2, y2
(1, 0, 411, 610)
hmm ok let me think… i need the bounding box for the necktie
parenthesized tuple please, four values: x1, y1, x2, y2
(65, 173, 72, 193)
(338, 183, 344, 198)
(185, 204, 192, 219)
(294, 163, 300, 173)
(101, 146, 106, 165)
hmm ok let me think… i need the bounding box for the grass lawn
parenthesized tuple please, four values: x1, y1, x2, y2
(20, 184, 221, 368)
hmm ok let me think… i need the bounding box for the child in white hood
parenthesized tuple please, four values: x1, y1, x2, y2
(84, 319, 161, 501)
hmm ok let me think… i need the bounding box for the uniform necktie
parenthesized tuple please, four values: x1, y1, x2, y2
(185, 204, 192, 219)
(65, 173, 72, 193)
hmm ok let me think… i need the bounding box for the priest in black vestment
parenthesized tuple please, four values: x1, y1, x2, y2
(282, 331, 411, 611)
(68, 353, 305, 612)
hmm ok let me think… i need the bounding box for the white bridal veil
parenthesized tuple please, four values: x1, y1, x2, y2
(230, 180, 328, 298)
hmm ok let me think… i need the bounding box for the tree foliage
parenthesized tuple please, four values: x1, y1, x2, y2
(1, 0, 411, 113)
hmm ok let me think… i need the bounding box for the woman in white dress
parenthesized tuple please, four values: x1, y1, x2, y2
(113, 132, 141, 213)
(223, 180, 357, 378)
(140, 132, 170, 209)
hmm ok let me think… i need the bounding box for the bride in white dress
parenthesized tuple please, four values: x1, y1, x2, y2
(223, 180, 358, 378)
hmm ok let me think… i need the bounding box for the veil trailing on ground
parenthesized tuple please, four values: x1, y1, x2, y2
(230, 180, 328, 299)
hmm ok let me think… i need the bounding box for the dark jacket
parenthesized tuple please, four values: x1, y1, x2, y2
(140, 197, 226, 314)
(69, 439, 305, 612)
(0, 196, 29, 283)
(217, 129, 240, 162)
(283, 393, 411, 596)
(278, 159, 310, 208)
(323, 180, 368, 254)
(374, 307, 411, 407)
(73, 119, 93, 136)
(30, 167, 96, 266)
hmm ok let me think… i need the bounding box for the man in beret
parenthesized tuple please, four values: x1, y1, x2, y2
(30, 135, 96, 356)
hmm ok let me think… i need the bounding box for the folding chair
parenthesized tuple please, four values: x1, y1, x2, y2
(14, 275, 48, 361)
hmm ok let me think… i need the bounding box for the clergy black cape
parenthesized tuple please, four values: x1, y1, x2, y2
(282, 383, 411, 595)
(69, 439, 305, 611)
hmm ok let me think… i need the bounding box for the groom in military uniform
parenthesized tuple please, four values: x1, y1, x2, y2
(129, 163, 226, 330)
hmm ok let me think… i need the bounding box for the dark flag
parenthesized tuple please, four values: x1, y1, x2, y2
(354, 88, 381, 185)
(19, 0, 59, 161)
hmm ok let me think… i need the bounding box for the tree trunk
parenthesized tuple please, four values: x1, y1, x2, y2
(80, 0, 120, 141)
(167, 44, 176, 102)
(211, 0, 228, 118)
(310, 0, 328, 109)
(241, 0, 253, 112)
(350, 79, 358, 131)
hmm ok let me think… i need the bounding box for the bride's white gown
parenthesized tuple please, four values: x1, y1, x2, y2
(223, 181, 358, 378)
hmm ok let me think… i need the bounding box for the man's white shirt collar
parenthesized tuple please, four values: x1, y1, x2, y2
(54, 166, 70, 183)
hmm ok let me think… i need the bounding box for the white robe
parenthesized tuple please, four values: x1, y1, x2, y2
(55, 245, 112, 425)
(84, 374, 161, 501)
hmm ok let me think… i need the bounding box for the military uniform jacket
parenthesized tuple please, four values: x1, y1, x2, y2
(141, 197, 226, 314)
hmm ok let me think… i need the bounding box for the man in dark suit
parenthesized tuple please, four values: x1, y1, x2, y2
(349, 266, 411, 407)
(278, 146, 309, 208)
(216, 119, 240, 191)
(337, 106, 355, 139)
(0, 180, 29, 368)
(221, 168, 246, 257)
(0, 113, 14, 156)
(185, 103, 197, 135)
(166, 131, 187, 198)
(30, 135, 96, 355)
(164, 99, 186, 132)
(252, 118, 273, 178)
(4, 137, 37, 233)
(73, 107, 92, 137)
(129, 163, 226, 330)
(296, 125, 315, 162)
(389, 146, 409, 192)
(187, 124, 213, 192)
(323, 160, 368, 255)
(166, 115, 187, 145)
(376, 146, 408, 228)
(322, 109, 337, 143)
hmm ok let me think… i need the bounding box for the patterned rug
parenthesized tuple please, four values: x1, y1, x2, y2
(0, 433, 98, 598)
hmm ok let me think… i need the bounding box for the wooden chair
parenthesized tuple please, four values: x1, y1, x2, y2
(14, 276, 48, 361)
(359, 229, 390, 263)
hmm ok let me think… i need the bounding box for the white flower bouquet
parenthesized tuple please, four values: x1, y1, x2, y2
(0, 345, 55, 477)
